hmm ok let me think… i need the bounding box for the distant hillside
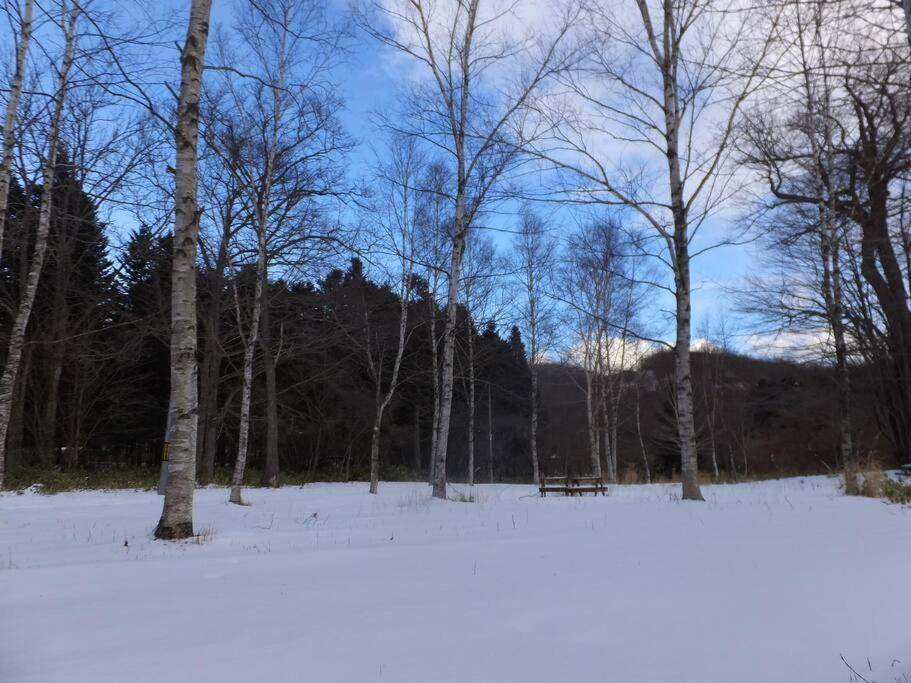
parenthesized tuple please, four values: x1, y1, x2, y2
(536, 350, 886, 480)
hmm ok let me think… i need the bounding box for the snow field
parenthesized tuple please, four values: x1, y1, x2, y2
(1, 476, 909, 682)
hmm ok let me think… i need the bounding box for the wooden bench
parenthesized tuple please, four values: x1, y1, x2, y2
(539, 475, 607, 497)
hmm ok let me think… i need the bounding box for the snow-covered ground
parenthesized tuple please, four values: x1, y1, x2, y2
(1, 477, 909, 683)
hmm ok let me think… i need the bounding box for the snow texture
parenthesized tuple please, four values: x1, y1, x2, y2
(1, 477, 909, 682)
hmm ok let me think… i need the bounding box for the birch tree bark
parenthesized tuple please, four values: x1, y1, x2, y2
(466, 317, 476, 486)
(413, 405, 421, 472)
(228, 220, 268, 505)
(634, 375, 651, 483)
(428, 291, 440, 484)
(366, 279, 412, 494)
(0, 1, 78, 490)
(0, 0, 33, 262)
(260, 286, 280, 487)
(584, 360, 602, 479)
(487, 382, 494, 483)
(155, 0, 213, 539)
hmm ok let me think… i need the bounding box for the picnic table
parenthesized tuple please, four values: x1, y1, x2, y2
(539, 475, 607, 497)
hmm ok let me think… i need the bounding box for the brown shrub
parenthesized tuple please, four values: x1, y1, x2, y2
(621, 466, 640, 485)
(860, 459, 885, 498)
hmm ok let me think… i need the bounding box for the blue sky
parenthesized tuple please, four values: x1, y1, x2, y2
(0, 0, 765, 352)
(331, 18, 759, 349)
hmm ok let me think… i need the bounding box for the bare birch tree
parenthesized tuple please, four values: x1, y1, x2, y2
(364, 139, 421, 494)
(458, 231, 499, 487)
(155, 0, 213, 540)
(0, 0, 33, 262)
(598, 276, 638, 484)
(195, 124, 243, 484)
(559, 216, 635, 480)
(414, 162, 450, 484)
(202, 0, 346, 496)
(513, 209, 557, 484)
(0, 0, 78, 490)
(218, 1, 290, 505)
(226, 212, 268, 505)
(535, 0, 778, 499)
(358, 0, 579, 498)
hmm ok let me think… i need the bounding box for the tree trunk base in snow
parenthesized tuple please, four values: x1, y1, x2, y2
(681, 481, 705, 501)
(154, 520, 194, 540)
(229, 487, 248, 506)
(843, 471, 859, 496)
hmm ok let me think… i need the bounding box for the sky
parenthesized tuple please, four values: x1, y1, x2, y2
(0, 0, 775, 356)
(327, 0, 765, 352)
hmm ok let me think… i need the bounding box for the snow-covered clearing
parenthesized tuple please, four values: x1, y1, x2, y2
(1, 477, 908, 683)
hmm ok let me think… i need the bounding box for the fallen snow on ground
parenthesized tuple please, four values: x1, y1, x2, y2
(1, 477, 909, 683)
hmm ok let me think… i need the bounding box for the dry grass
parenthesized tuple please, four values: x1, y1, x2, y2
(860, 462, 886, 498)
(396, 489, 432, 510)
(856, 457, 911, 503)
(621, 466, 640, 485)
(192, 526, 216, 545)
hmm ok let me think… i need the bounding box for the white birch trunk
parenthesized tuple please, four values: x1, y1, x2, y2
(0, 0, 33, 262)
(527, 271, 540, 483)
(710, 435, 719, 480)
(520, 225, 542, 484)
(608, 330, 629, 483)
(369, 272, 411, 494)
(487, 382, 494, 483)
(656, 0, 703, 501)
(530, 362, 539, 483)
(673, 252, 702, 500)
(585, 369, 602, 479)
(598, 373, 615, 482)
(228, 254, 266, 505)
(430, 195, 468, 499)
(0, 1, 76, 490)
(155, 0, 213, 539)
(635, 378, 651, 483)
(229, 23, 288, 503)
(428, 291, 439, 485)
(467, 318, 475, 487)
(369, 147, 416, 493)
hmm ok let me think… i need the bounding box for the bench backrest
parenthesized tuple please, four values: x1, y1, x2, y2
(540, 475, 604, 486)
